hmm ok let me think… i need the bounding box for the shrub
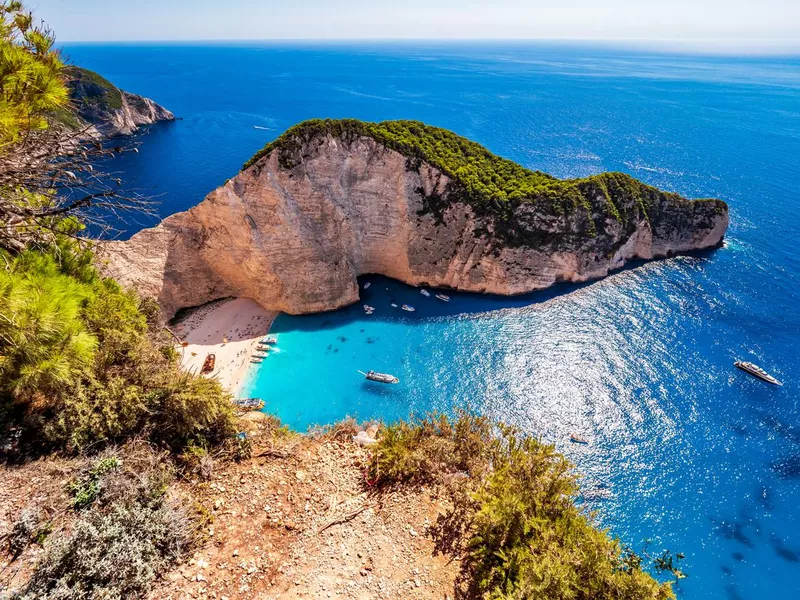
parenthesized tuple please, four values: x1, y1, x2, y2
(16, 499, 194, 600)
(0, 245, 239, 454)
(12, 444, 197, 600)
(369, 415, 676, 600)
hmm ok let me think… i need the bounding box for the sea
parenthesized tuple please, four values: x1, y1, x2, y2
(62, 41, 800, 598)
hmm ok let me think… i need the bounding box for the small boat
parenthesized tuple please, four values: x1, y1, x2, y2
(235, 397, 265, 410)
(359, 370, 399, 384)
(735, 361, 782, 386)
(420, 289, 431, 297)
(260, 337, 278, 345)
(253, 125, 271, 130)
(435, 294, 451, 302)
(256, 344, 270, 351)
(363, 304, 375, 315)
(570, 434, 589, 445)
(250, 358, 263, 364)
(363, 282, 371, 289)
(391, 303, 398, 308)
(201, 353, 216, 374)
(402, 304, 416, 312)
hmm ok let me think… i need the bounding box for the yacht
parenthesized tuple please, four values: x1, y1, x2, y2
(435, 294, 451, 302)
(401, 304, 416, 312)
(359, 370, 399, 384)
(735, 361, 782, 386)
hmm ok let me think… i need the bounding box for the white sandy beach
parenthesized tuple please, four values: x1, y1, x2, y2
(171, 298, 277, 396)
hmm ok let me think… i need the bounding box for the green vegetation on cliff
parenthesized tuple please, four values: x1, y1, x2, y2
(370, 414, 680, 600)
(64, 66, 123, 109)
(244, 119, 725, 236)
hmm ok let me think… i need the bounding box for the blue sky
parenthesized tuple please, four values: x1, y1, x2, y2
(33, 0, 800, 52)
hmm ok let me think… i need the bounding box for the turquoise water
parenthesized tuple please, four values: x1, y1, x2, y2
(63, 42, 800, 598)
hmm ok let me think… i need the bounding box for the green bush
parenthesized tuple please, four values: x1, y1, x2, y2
(369, 415, 675, 600)
(0, 245, 238, 453)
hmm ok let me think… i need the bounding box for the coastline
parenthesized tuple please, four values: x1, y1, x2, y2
(171, 298, 277, 397)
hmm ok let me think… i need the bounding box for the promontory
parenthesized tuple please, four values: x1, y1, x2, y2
(101, 119, 729, 317)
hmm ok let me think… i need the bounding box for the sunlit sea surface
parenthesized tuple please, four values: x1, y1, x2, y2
(64, 42, 800, 598)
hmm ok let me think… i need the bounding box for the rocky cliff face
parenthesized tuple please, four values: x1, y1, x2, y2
(101, 125, 728, 318)
(63, 67, 174, 137)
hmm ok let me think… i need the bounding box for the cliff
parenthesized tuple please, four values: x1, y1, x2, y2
(101, 119, 728, 318)
(58, 66, 174, 137)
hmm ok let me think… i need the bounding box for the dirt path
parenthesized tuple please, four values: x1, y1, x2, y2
(150, 432, 460, 600)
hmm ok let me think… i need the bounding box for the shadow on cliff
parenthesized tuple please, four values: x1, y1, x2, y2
(269, 247, 722, 335)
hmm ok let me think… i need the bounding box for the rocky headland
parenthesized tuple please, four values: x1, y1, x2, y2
(59, 66, 174, 137)
(102, 119, 728, 318)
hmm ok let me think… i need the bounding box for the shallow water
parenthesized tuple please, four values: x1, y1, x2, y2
(64, 42, 800, 598)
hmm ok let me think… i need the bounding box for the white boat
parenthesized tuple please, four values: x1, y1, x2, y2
(420, 289, 431, 297)
(735, 361, 782, 386)
(260, 337, 277, 345)
(391, 303, 398, 308)
(435, 294, 451, 302)
(363, 304, 375, 315)
(402, 304, 416, 312)
(250, 358, 263, 364)
(359, 370, 399, 384)
(570, 434, 589, 445)
(364, 282, 371, 289)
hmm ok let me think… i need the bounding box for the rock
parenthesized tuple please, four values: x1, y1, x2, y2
(62, 66, 174, 138)
(353, 431, 378, 446)
(101, 121, 728, 319)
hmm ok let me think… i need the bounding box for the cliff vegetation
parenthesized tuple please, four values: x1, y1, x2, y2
(245, 118, 724, 231)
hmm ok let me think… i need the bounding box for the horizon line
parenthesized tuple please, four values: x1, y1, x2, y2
(55, 36, 800, 56)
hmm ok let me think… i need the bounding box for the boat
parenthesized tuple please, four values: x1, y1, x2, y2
(570, 434, 589, 445)
(401, 304, 416, 312)
(253, 125, 271, 130)
(363, 304, 375, 315)
(420, 289, 431, 297)
(359, 370, 399, 384)
(256, 344, 270, 351)
(735, 361, 782, 386)
(260, 336, 277, 345)
(391, 303, 398, 308)
(250, 358, 263, 364)
(201, 353, 216, 373)
(435, 294, 451, 302)
(234, 397, 265, 410)
(364, 282, 371, 289)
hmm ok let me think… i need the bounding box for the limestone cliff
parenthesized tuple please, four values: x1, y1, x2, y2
(101, 119, 728, 318)
(60, 66, 174, 137)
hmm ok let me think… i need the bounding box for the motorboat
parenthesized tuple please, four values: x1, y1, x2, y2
(735, 361, 782, 386)
(570, 434, 589, 445)
(401, 304, 416, 312)
(364, 282, 371, 289)
(435, 294, 451, 302)
(363, 304, 375, 315)
(235, 397, 265, 410)
(420, 289, 431, 297)
(359, 370, 399, 384)
(260, 336, 278, 345)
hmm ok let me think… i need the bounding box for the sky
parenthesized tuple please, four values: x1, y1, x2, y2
(33, 0, 800, 53)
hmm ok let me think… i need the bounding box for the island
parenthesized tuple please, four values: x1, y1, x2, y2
(56, 66, 174, 137)
(102, 118, 728, 318)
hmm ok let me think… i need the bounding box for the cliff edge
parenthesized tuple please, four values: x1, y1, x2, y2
(101, 119, 728, 318)
(58, 66, 174, 137)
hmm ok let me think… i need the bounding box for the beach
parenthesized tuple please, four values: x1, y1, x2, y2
(171, 298, 276, 396)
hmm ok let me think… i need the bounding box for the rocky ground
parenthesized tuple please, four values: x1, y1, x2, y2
(0, 420, 460, 600)
(150, 421, 460, 600)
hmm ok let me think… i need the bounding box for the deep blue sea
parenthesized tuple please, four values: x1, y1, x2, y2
(63, 42, 800, 599)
